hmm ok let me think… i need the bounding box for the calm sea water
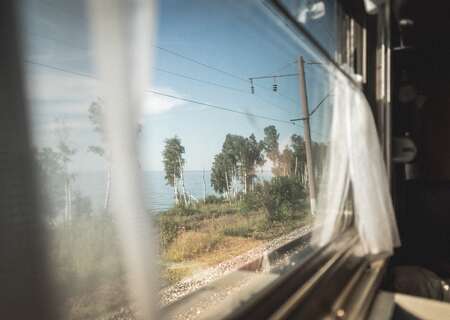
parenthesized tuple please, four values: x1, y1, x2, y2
(74, 171, 271, 214)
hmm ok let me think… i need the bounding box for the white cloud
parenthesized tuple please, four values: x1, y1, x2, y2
(142, 87, 185, 116)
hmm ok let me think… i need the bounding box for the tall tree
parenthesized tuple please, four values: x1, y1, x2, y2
(241, 134, 265, 192)
(291, 134, 307, 182)
(87, 100, 111, 211)
(211, 152, 233, 200)
(55, 119, 77, 222)
(263, 125, 280, 164)
(163, 136, 187, 206)
(221, 133, 265, 194)
(279, 146, 294, 177)
(87, 100, 143, 211)
(34, 147, 65, 220)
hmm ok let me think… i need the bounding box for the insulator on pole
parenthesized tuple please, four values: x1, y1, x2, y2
(273, 77, 278, 92)
(250, 78, 255, 94)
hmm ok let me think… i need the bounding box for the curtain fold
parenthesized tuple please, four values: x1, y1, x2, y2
(312, 72, 400, 256)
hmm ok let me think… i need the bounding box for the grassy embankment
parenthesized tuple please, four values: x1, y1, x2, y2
(50, 177, 311, 319)
(158, 199, 311, 283)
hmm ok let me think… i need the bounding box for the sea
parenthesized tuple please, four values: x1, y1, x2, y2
(74, 170, 271, 214)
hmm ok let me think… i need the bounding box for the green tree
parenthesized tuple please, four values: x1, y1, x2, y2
(241, 134, 265, 192)
(263, 125, 280, 164)
(278, 146, 294, 177)
(211, 152, 233, 200)
(163, 136, 187, 206)
(291, 134, 307, 182)
(221, 133, 265, 194)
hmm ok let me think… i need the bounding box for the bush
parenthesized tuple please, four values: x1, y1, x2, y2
(159, 214, 181, 250)
(167, 206, 200, 216)
(256, 176, 306, 222)
(204, 194, 225, 204)
(239, 191, 262, 214)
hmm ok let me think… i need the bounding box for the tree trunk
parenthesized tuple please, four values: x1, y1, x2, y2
(178, 157, 188, 206)
(104, 164, 111, 211)
(294, 156, 298, 176)
(173, 173, 179, 205)
(225, 170, 232, 203)
(244, 168, 248, 194)
(202, 169, 206, 204)
(64, 179, 68, 222)
(64, 178, 71, 222)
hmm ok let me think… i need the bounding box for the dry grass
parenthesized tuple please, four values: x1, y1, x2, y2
(165, 231, 224, 262)
(194, 236, 263, 266)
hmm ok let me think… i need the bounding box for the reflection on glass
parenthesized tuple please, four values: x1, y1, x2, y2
(278, 0, 339, 58)
(21, 0, 338, 318)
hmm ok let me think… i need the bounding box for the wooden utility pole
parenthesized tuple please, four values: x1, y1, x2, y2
(298, 56, 317, 215)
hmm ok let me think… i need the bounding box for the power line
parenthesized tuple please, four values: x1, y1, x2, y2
(24, 59, 299, 126)
(24, 59, 327, 139)
(147, 89, 296, 125)
(154, 67, 249, 94)
(155, 45, 248, 83)
(25, 59, 95, 79)
(155, 45, 298, 104)
(26, 33, 297, 114)
(154, 66, 296, 115)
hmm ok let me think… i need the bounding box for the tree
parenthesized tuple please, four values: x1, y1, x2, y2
(34, 147, 65, 220)
(55, 119, 77, 222)
(278, 146, 294, 177)
(240, 134, 265, 193)
(211, 152, 233, 200)
(87, 100, 143, 211)
(291, 134, 307, 183)
(72, 191, 93, 217)
(263, 125, 280, 164)
(163, 136, 188, 206)
(87, 100, 111, 211)
(220, 133, 265, 194)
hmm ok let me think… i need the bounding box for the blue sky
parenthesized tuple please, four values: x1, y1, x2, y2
(21, 0, 334, 171)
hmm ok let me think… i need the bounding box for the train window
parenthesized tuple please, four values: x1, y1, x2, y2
(275, 0, 367, 80)
(19, 0, 355, 318)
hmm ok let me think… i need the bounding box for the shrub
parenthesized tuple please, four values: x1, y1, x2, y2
(239, 191, 262, 214)
(159, 214, 181, 250)
(256, 176, 306, 222)
(204, 194, 225, 204)
(167, 206, 199, 216)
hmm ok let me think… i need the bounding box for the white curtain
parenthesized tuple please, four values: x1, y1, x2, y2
(312, 71, 400, 256)
(89, 1, 157, 319)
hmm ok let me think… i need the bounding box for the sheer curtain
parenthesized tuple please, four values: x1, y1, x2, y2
(312, 71, 400, 256)
(89, 0, 157, 318)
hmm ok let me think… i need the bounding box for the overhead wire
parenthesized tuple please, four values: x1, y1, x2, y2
(26, 32, 297, 115)
(154, 45, 299, 105)
(24, 59, 318, 130)
(153, 66, 296, 115)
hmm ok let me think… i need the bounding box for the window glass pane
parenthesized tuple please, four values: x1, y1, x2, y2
(276, 0, 340, 59)
(20, 0, 343, 318)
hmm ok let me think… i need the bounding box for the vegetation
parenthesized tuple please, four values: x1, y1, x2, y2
(37, 120, 324, 318)
(163, 136, 190, 206)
